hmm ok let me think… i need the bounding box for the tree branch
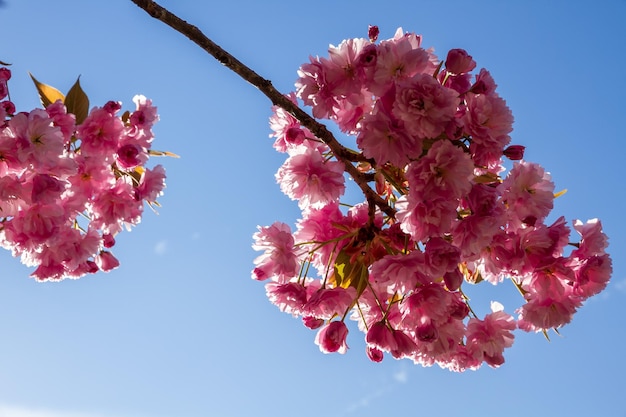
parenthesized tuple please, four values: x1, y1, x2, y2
(129, 0, 396, 218)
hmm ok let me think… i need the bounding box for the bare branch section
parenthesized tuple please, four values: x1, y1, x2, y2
(129, 0, 396, 218)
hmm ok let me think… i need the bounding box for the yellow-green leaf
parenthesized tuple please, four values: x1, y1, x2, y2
(29, 73, 65, 108)
(474, 172, 501, 184)
(65, 76, 89, 125)
(148, 149, 180, 158)
(332, 250, 369, 296)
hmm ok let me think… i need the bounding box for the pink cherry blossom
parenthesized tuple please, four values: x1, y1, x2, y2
(251, 222, 299, 282)
(393, 74, 460, 140)
(445, 49, 476, 75)
(95, 250, 120, 272)
(315, 321, 349, 354)
(249, 28, 612, 370)
(305, 287, 356, 320)
(266, 282, 308, 316)
(572, 218, 609, 258)
(275, 146, 345, 209)
(78, 107, 124, 157)
(370, 251, 429, 293)
(501, 161, 555, 228)
(466, 302, 516, 367)
(356, 102, 422, 166)
(0, 66, 168, 281)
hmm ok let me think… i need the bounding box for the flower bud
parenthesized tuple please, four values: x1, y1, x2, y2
(366, 346, 384, 363)
(302, 316, 324, 329)
(503, 145, 525, 160)
(103, 233, 116, 248)
(96, 251, 120, 272)
(445, 49, 476, 74)
(368, 25, 379, 42)
(315, 321, 349, 354)
(443, 268, 463, 291)
(416, 321, 439, 342)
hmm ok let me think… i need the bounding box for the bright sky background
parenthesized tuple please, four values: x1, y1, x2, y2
(1, 1, 625, 416)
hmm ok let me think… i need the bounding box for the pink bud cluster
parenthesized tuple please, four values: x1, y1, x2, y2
(0, 65, 166, 281)
(252, 27, 613, 371)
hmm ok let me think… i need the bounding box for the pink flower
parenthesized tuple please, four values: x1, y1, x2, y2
(390, 329, 418, 359)
(370, 251, 429, 293)
(136, 165, 166, 202)
(517, 291, 580, 332)
(315, 321, 349, 354)
(466, 302, 515, 367)
(116, 143, 148, 170)
(0, 68, 10, 100)
(520, 217, 570, 269)
(294, 202, 346, 271)
(407, 139, 474, 199)
(130, 95, 159, 130)
(463, 92, 513, 166)
(305, 287, 356, 320)
(266, 282, 308, 316)
(470, 68, 497, 95)
(30, 173, 67, 204)
(324, 38, 371, 96)
(78, 107, 124, 157)
(370, 31, 435, 95)
(425, 237, 461, 277)
(366, 321, 397, 353)
(367, 346, 384, 362)
(252, 222, 299, 282)
(572, 218, 609, 258)
(90, 177, 143, 235)
(501, 161, 554, 228)
(296, 59, 337, 119)
(95, 250, 120, 272)
(368, 25, 379, 42)
(503, 145, 525, 160)
(45, 100, 76, 141)
(463, 92, 513, 141)
(269, 93, 314, 152)
(571, 254, 612, 298)
(396, 195, 458, 242)
(356, 103, 422, 166)
(303, 316, 325, 329)
(445, 49, 476, 74)
(400, 283, 454, 328)
(5, 203, 66, 247)
(393, 74, 459, 139)
(8, 109, 69, 172)
(275, 147, 345, 209)
(0, 131, 24, 176)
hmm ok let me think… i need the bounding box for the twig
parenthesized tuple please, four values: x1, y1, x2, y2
(129, 0, 396, 218)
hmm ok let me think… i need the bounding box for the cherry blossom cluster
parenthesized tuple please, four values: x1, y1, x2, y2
(251, 27, 612, 371)
(0, 64, 167, 281)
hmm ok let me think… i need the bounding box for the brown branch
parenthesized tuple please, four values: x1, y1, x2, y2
(129, 0, 396, 218)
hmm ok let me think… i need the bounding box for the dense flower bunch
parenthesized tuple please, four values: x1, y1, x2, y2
(252, 27, 612, 371)
(0, 64, 167, 281)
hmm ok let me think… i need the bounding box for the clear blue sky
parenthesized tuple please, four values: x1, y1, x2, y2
(1, 1, 625, 416)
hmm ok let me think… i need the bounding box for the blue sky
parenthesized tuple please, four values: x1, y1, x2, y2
(1, 1, 625, 416)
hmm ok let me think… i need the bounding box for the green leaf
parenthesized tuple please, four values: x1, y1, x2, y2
(65, 76, 89, 125)
(332, 250, 369, 296)
(29, 73, 65, 108)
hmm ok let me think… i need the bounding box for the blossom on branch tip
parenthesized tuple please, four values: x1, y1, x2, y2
(0, 65, 170, 281)
(250, 27, 612, 370)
